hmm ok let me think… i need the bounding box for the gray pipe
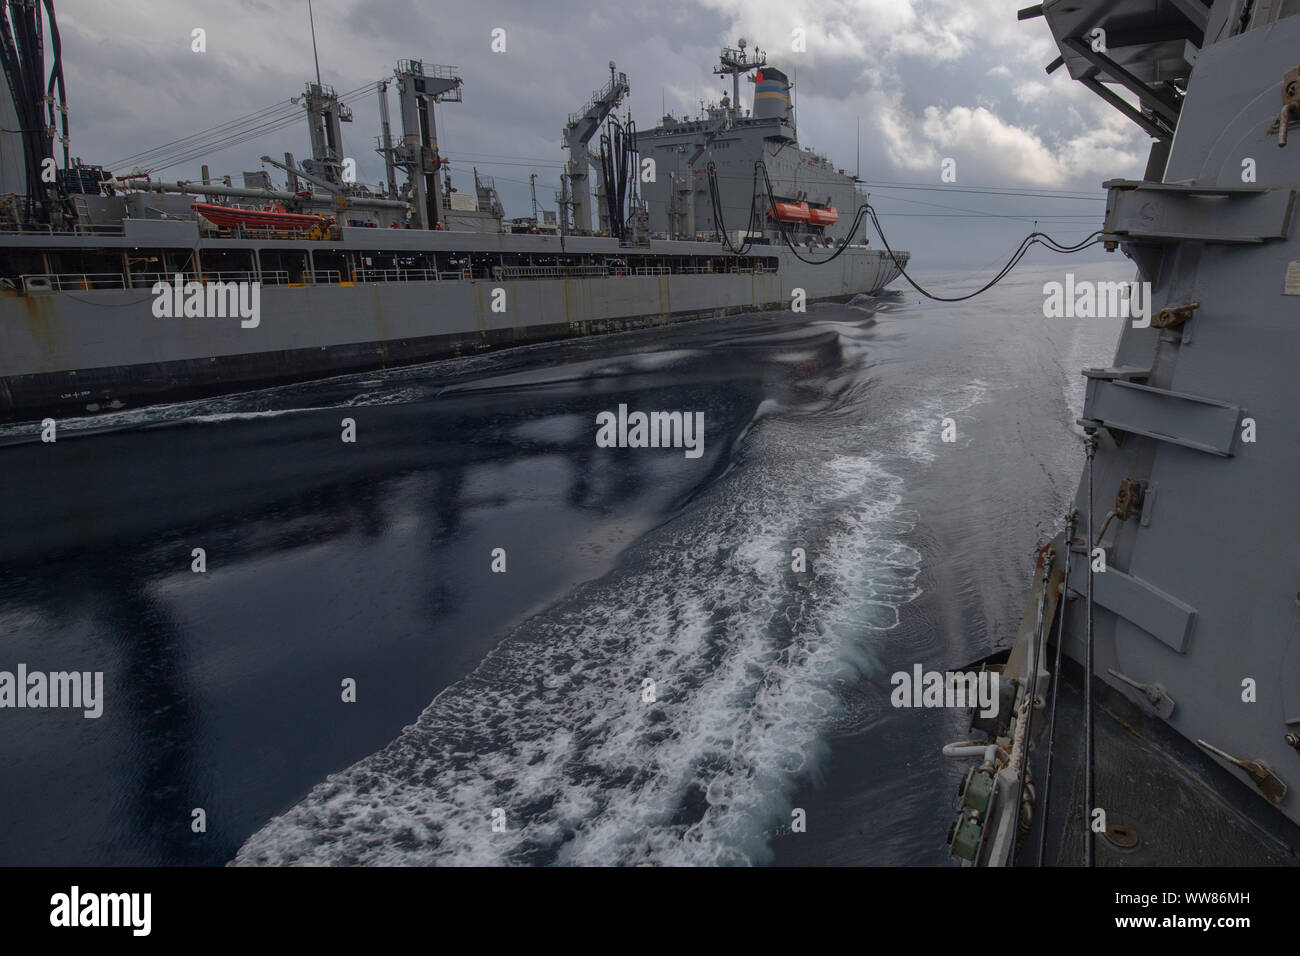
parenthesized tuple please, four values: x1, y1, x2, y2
(115, 177, 409, 211)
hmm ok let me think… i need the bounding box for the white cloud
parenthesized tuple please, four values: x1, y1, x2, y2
(691, 0, 1045, 66)
(920, 105, 1063, 185)
(1057, 109, 1150, 182)
(876, 91, 940, 172)
(873, 99, 1149, 188)
(1013, 80, 1051, 104)
(694, 0, 916, 63)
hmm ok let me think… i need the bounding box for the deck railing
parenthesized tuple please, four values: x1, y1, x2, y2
(128, 271, 293, 287)
(493, 264, 610, 279)
(353, 268, 441, 283)
(0, 222, 127, 237)
(15, 261, 778, 294)
(20, 270, 297, 293)
(18, 272, 124, 292)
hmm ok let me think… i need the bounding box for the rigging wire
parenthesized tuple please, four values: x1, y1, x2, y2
(142, 114, 310, 174)
(107, 99, 299, 168)
(856, 180, 1106, 201)
(443, 162, 1098, 223)
(852, 187, 1097, 225)
(864, 204, 1103, 302)
(706, 159, 1104, 301)
(704, 167, 1106, 200)
(139, 84, 378, 175)
(106, 82, 377, 175)
(428, 154, 1107, 205)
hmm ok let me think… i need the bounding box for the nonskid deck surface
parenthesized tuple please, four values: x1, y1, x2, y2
(1022, 662, 1299, 867)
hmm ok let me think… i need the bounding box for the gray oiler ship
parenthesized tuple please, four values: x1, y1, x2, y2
(0, 16, 905, 424)
(946, 0, 1300, 867)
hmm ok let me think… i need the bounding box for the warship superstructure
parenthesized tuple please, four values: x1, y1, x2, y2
(946, 0, 1300, 867)
(636, 40, 864, 246)
(0, 14, 906, 423)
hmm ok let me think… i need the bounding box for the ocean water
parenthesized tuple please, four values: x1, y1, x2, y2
(0, 260, 1124, 865)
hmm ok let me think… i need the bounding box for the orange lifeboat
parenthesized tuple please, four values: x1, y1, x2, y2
(808, 206, 840, 226)
(768, 201, 810, 223)
(191, 202, 332, 232)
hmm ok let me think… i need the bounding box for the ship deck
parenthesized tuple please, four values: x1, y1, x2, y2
(1021, 659, 1300, 867)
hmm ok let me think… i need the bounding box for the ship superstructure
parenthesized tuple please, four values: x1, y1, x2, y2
(637, 41, 863, 245)
(0, 17, 906, 422)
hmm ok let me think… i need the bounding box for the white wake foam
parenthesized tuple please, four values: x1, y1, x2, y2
(233, 322, 982, 867)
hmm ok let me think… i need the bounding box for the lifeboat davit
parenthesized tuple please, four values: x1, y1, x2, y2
(192, 202, 332, 232)
(808, 206, 840, 226)
(768, 201, 810, 223)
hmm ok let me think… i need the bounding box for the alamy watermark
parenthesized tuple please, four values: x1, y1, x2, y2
(50, 886, 150, 936)
(891, 664, 999, 718)
(151, 275, 261, 328)
(0, 664, 103, 718)
(595, 403, 705, 459)
(1043, 274, 1152, 328)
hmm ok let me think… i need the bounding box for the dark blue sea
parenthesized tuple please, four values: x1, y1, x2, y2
(0, 260, 1125, 865)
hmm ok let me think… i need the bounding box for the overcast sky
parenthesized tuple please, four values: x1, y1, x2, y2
(53, 0, 1151, 267)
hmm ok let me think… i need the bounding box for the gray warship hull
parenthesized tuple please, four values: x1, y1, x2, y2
(0, 226, 903, 422)
(946, 0, 1300, 867)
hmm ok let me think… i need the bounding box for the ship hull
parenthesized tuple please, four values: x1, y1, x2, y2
(0, 247, 903, 422)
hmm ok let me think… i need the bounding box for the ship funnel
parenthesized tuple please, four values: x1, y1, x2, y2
(751, 66, 791, 121)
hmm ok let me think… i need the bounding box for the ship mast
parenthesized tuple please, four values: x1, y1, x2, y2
(307, 0, 322, 87)
(375, 59, 463, 230)
(713, 38, 765, 123)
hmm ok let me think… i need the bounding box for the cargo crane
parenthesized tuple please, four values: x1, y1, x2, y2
(562, 62, 629, 235)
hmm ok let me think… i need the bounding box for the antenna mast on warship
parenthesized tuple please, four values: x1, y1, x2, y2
(714, 38, 765, 123)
